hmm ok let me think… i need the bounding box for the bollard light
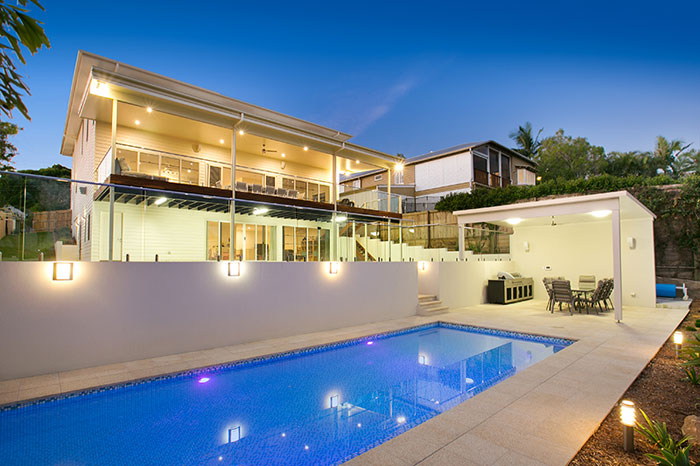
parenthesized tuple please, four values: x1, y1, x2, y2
(620, 400, 636, 452)
(674, 331, 683, 358)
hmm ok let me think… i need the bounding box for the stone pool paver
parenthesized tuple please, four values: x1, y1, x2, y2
(0, 301, 688, 465)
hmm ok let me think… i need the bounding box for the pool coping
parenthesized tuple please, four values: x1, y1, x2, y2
(0, 321, 574, 412)
(0, 302, 689, 466)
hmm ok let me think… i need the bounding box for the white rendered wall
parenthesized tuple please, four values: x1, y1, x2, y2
(0, 262, 417, 380)
(414, 152, 472, 192)
(418, 260, 515, 309)
(509, 218, 656, 308)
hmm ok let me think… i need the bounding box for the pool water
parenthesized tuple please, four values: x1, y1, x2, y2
(0, 323, 571, 465)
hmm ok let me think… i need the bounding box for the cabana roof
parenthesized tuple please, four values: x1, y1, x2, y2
(453, 191, 655, 227)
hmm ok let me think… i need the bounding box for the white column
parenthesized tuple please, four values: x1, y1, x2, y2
(230, 129, 237, 260)
(387, 168, 392, 212)
(108, 99, 117, 261)
(331, 152, 337, 261)
(458, 224, 465, 261)
(612, 208, 623, 321)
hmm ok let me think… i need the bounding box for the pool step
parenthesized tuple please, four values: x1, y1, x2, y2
(417, 296, 449, 316)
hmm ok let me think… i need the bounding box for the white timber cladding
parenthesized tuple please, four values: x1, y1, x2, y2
(71, 119, 96, 260)
(95, 122, 332, 183)
(414, 151, 472, 192)
(90, 200, 334, 262)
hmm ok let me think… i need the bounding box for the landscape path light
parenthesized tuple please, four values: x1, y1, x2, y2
(619, 400, 636, 452)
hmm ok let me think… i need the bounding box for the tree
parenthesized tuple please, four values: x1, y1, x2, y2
(654, 136, 694, 178)
(0, 0, 50, 120)
(509, 122, 543, 159)
(535, 129, 606, 180)
(602, 151, 659, 178)
(0, 121, 18, 170)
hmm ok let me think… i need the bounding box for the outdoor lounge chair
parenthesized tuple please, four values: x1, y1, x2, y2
(288, 189, 298, 199)
(551, 279, 577, 315)
(601, 279, 614, 311)
(578, 275, 596, 291)
(576, 280, 606, 314)
(276, 188, 288, 197)
(235, 181, 248, 192)
(264, 186, 275, 195)
(543, 278, 554, 311)
(252, 184, 263, 194)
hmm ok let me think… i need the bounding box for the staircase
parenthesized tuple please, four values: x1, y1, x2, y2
(355, 241, 376, 262)
(417, 294, 449, 316)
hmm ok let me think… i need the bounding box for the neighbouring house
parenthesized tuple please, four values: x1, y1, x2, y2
(0, 207, 19, 240)
(61, 51, 406, 263)
(339, 141, 537, 212)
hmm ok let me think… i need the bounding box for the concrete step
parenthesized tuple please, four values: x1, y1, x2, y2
(419, 300, 443, 308)
(418, 294, 437, 303)
(417, 305, 449, 316)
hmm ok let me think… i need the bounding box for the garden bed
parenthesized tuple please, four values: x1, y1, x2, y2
(570, 302, 700, 465)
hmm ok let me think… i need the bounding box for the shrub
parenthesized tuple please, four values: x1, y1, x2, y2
(636, 409, 691, 466)
(686, 326, 697, 332)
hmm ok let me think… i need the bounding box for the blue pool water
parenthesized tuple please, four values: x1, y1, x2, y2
(0, 323, 572, 465)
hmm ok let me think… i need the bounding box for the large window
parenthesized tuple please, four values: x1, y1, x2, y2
(282, 225, 330, 262)
(489, 148, 500, 174)
(473, 154, 488, 172)
(209, 221, 277, 261)
(517, 168, 536, 185)
(501, 155, 510, 181)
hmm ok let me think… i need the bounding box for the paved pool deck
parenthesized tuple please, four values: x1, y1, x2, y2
(0, 301, 689, 465)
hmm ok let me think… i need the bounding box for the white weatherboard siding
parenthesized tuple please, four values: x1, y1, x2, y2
(414, 152, 472, 193)
(0, 262, 417, 380)
(90, 201, 334, 262)
(510, 218, 656, 308)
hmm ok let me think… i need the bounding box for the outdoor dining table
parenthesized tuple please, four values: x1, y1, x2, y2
(572, 288, 595, 313)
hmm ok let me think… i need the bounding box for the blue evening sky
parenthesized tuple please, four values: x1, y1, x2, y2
(9, 0, 700, 169)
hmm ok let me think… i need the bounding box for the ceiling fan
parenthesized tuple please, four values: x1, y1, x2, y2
(261, 144, 277, 156)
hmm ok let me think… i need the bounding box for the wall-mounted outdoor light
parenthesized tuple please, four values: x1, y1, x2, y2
(329, 395, 339, 408)
(53, 262, 73, 281)
(228, 261, 241, 277)
(417, 261, 428, 271)
(619, 400, 636, 452)
(328, 262, 340, 275)
(674, 331, 683, 358)
(627, 237, 636, 249)
(523, 241, 530, 252)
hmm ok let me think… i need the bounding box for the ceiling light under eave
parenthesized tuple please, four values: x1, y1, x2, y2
(146, 106, 153, 113)
(238, 129, 245, 136)
(134, 120, 141, 126)
(154, 197, 167, 206)
(219, 139, 225, 144)
(303, 146, 309, 151)
(591, 210, 612, 218)
(253, 207, 269, 215)
(505, 218, 522, 225)
(281, 153, 286, 158)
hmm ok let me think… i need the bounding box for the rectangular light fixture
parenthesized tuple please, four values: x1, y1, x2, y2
(53, 262, 73, 281)
(228, 426, 241, 443)
(154, 197, 167, 206)
(330, 395, 339, 408)
(328, 262, 339, 275)
(252, 207, 269, 215)
(228, 261, 241, 277)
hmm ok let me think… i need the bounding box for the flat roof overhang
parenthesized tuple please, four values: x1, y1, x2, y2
(61, 51, 403, 170)
(97, 174, 402, 223)
(453, 191, 655, 226)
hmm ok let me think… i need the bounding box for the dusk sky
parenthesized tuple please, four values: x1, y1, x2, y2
(8, 0, 700, 169)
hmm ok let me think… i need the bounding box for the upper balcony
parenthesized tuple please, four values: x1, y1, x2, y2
(87, 101, 403, 219)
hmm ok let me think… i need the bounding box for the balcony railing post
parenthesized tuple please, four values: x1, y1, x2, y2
(108, 98, 117, 261)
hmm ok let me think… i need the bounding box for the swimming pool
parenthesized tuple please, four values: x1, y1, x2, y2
(0, 323, 572, 465)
